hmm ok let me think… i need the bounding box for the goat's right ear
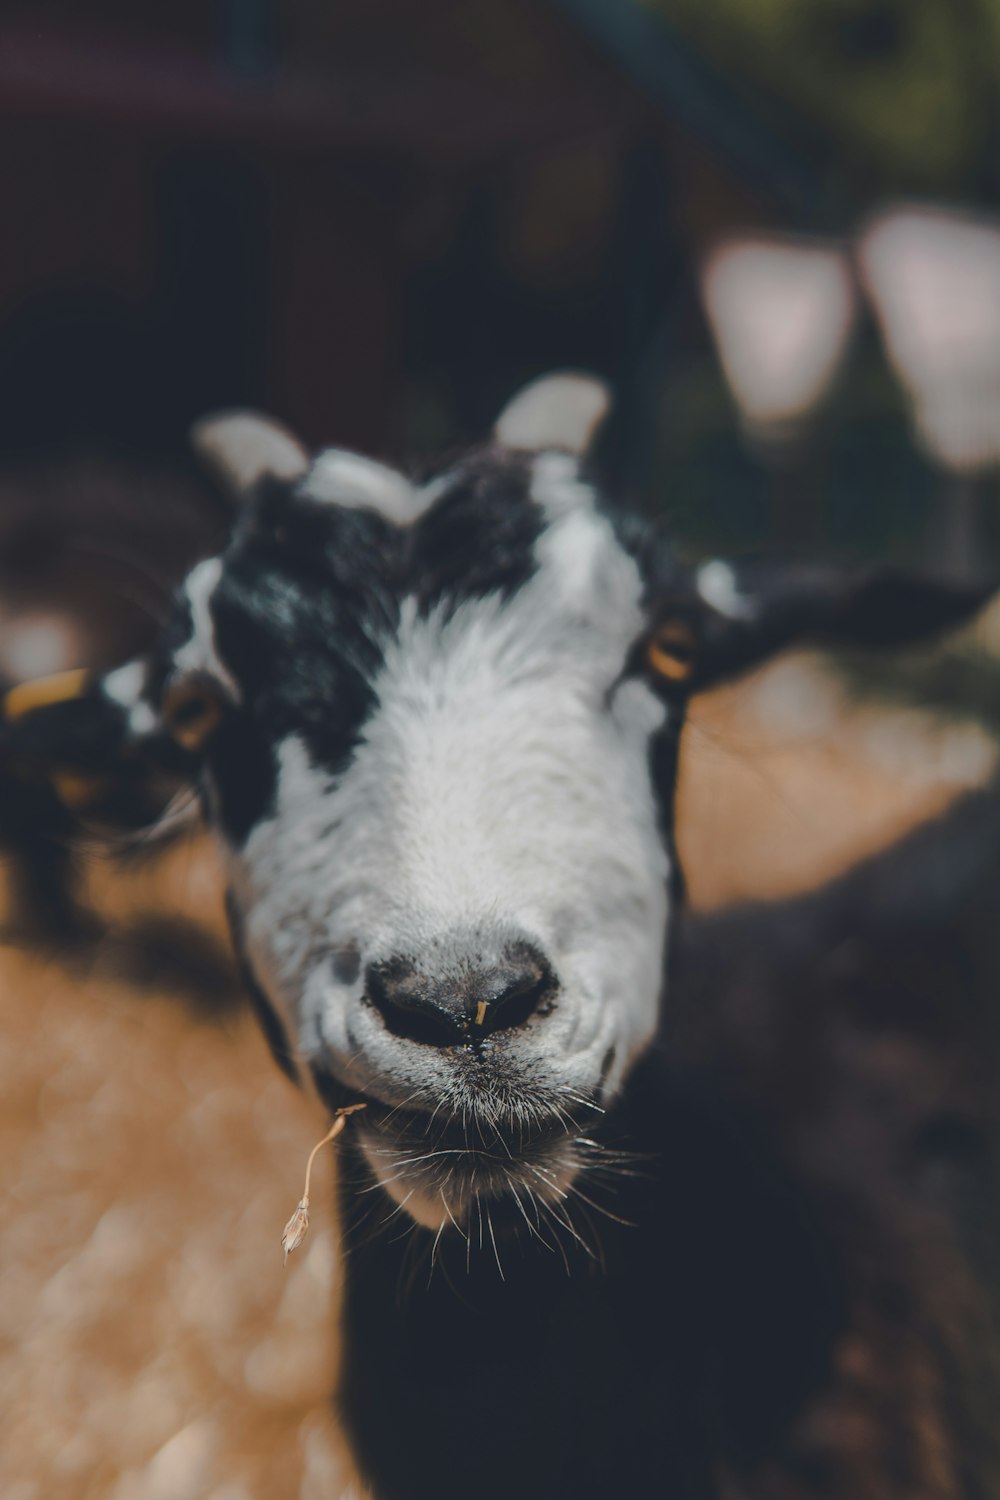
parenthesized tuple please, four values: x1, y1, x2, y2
(642, 559, 996, 696)
(494, 372, 611, 455)
(190, 410, 310, 501)
(0, 660, 189, 827)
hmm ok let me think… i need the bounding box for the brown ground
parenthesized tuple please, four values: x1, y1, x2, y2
(1, 653, 996, 1500)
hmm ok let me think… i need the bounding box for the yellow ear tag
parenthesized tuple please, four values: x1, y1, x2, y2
(646, 621, 698, 683)
(2, 668, 90, 722)
(1, 672, 109, 810)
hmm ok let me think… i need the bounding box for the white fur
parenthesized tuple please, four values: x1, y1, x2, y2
(103, 657, 157, 736)
(103, 658, 145, 706)
(173, 558, 241, 703)
(696, 559, 754, 620)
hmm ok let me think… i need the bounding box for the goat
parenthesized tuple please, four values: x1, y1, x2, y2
(4, 374, 998, 1499)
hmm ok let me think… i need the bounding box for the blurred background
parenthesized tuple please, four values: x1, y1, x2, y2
(6, 0, 1000, 623)
(5, 3, 1000, 1497)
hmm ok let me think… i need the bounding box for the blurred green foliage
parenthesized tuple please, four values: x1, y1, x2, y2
(643, 0, 1000, 194)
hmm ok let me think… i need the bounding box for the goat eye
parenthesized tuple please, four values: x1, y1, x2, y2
(161, 675, 225, 751)
(645, 619, 698, 684)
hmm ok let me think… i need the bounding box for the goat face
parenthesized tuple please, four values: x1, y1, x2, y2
(6, 375, 989, 1235)
(181, 397, 673, 1229)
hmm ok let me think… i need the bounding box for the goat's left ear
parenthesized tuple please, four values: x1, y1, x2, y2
(0, 661, 188, 826)
(191, 410, 310, 500)
(494, 372, 611, 455)
(642, 558, 995, 695)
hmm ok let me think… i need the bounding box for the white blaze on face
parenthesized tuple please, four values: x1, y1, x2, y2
(173, 557, 241, 703)
(229, 454, 671, 1106)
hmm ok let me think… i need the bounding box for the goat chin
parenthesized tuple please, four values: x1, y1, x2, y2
(359, 1126, 583, 1233)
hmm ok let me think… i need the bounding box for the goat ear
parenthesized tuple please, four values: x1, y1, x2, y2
(643, 559, 995, 695)
(191, 410, 310, 500)
(0, 660, 188, 827)
(299, 449, 419, 525)
(494, 372, 611, 455)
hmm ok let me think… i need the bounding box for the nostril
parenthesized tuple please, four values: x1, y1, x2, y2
(364, 944, 556, 1048)
(479, 948, 554, 1036)
(365, 959, 467, 1047)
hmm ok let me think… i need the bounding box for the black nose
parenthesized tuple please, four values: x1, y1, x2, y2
(364, 942, 554, 1047)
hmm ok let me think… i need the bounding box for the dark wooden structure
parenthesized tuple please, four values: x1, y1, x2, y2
(0, 0, 805, 465)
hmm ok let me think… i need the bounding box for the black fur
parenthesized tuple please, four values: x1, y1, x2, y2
(648, 561, 997, 696)
(337, 1065, 844, 1500)
(335, 781, 1000, 1500)
(409, 448, 542, 613)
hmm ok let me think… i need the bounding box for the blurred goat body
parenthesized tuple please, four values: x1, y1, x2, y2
(4, 375, 999, 1498)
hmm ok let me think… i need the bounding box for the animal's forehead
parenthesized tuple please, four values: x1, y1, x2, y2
(224, 446, 539, 619)
(196, 444, 644, 679)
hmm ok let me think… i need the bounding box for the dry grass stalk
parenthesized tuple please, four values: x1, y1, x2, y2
(281, 1104, 366, 1265)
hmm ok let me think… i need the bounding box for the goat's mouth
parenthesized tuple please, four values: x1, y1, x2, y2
(312, 1064, 612, 1236)
(308, 1045, 632, 1243)
(357, 1101, 585, 1229)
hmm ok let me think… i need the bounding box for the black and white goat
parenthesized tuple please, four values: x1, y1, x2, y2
(5, 376, 999, 1499)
